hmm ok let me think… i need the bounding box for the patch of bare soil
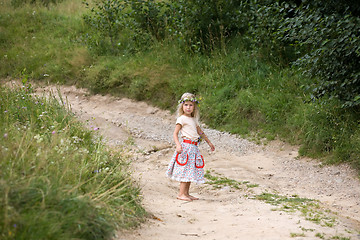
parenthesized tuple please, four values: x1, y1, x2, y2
(24, 82, 360, 239)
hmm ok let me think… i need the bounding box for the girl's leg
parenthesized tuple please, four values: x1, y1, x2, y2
(185, 182, 199, 200)
(177, 182, 192, 201)
(177, 182, 199, 201)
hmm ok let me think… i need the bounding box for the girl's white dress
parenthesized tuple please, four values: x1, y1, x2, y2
(166, 116, 205, 184)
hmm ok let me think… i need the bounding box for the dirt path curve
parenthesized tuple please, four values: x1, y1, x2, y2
(36, 84, 360, 240)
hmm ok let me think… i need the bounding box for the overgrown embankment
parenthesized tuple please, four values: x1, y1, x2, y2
(0, 80, 146, 239)
(0, 0, 359, 172)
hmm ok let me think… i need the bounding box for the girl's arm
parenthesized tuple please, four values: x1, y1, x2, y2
(197, 126, 215, 151)
(174, 124, 182, 153)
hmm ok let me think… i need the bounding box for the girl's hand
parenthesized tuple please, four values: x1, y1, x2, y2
(176, 145, 182, 153)
(208, 142, 215, 151)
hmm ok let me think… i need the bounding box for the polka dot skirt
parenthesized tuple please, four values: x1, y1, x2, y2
(166, 141, 205, 184)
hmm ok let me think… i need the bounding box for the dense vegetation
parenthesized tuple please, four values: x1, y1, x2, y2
(1, 0, 359, 172)
(0, 79, 146, 239)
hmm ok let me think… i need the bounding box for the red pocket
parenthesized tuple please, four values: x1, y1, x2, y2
(195, 155, 205, 168)
(175, 153, 188, 166)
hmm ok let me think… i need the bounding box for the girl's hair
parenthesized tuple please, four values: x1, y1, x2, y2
(176, 92, 200, 123)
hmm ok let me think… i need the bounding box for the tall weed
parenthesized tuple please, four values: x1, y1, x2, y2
(0, 82, 146, 239)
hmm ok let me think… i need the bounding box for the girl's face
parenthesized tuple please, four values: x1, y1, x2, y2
(182, 101, 194, 116)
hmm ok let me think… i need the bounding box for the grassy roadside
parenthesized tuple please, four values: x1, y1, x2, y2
(0, 0, 359, 173)
(0, 80, 146, 239)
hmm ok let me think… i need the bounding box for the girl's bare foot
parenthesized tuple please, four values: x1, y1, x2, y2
(188, 195, 199, 200)
(177, 195, 192, 201)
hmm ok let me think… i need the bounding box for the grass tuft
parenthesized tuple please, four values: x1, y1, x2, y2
(205, 170, 258, 190)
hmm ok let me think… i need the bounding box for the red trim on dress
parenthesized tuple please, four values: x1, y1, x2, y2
(195, 155, 205, 168)
(175, 153, 188, 166)
(183, 139, 198, 145)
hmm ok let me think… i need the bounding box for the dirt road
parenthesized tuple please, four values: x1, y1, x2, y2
(36, 84, 360, 240)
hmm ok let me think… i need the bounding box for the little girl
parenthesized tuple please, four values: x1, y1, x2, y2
(166, 93, 215, 201)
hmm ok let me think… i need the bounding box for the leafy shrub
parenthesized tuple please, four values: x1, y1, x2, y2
(166, 0, 248, 52)
(83, 0, 127, 55)
(83, 0, 169, 55)
(125, 0, 168, 41)
(281, 1, 360, 108)
(245, 1, 299, 64)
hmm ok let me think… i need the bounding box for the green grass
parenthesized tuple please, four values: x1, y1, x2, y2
(205, 170, 258, 190)
(290, 232, 306, 238)
(255, 193, 338, 228)
(0, 0, 91, 83)
(0, 80, 146, 239)
(0, 0, 359, 174)
(315, 233, 352, 240)
(256, 193, 316, 212)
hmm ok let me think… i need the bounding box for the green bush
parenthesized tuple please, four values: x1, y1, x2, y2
(83, 0, 126, 55)
(126, 0, 169, 41)
(167, 0, 248, 52)
(281, 1, 360, 108)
